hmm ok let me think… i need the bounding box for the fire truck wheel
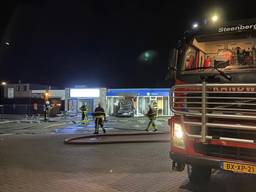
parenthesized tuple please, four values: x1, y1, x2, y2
(187, 165, 211, 184)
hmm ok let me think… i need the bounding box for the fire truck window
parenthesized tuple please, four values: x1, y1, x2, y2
(228, 40, 255, 66)
(198, 38, 256, 69)
(184, 47, 197, 70)
(183, 37, 256, 73)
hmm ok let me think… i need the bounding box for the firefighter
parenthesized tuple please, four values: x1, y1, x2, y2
(145, 105, 157, 132)
(79, 103, 89, 124)
(44, 101, 51, 121)
(93, 103, 106, 134)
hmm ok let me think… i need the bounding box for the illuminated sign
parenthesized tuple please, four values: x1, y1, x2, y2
(218, 24, 256, 33)
(70, 89, 100, 98)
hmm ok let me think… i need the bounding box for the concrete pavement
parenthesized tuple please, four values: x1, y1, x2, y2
(0, 115, 170, 135)
(1, 134, 255, 192)
(0, 115, 255, 192)
(0, 134, 186, 192)
(0, 114, 171, 150)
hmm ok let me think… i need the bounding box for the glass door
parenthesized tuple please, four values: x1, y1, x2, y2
(138, 96, 150, 115)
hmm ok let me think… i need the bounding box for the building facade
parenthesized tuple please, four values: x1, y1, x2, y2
(2, 83, 64, 114)
(2, 84, 171, 117)
(106, 88, 171, 116)
(65, 88, 107, 115)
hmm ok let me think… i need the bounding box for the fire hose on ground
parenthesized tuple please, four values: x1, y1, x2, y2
(64, 132, 170, 145)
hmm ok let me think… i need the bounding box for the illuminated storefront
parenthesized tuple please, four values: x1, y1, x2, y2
(106, 88, 171, 116)
(65, 88, 107, 115)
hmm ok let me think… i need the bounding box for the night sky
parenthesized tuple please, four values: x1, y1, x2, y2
(0, 0, 255, 88)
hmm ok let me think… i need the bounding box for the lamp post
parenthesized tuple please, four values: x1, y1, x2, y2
(0, 82, 7, 118)
(44, 91, 49, 121)
(44, 92, 49, 102)
(1, 82, 7, 104)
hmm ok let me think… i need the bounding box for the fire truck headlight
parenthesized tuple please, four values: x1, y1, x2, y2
(173, 123, 185, 149)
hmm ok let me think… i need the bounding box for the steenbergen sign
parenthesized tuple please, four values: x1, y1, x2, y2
(218, 24, 256, 33)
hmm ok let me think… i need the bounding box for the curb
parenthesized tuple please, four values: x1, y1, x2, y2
(64, 132, 170, 145)
(0, 121, 13, 124)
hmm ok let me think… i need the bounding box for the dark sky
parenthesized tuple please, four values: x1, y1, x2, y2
(0, 0, 256, 88)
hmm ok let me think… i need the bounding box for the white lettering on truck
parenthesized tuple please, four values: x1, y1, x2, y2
(213, 87, 256, 92)
(218, 24, 256, 33)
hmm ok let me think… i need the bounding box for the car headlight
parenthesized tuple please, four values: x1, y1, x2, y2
(172, 123, 185, 149)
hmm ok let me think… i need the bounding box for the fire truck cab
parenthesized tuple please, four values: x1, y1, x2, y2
(169, 18, 256, 184)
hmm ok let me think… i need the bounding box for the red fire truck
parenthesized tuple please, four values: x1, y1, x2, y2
(169, 18, 256, 184)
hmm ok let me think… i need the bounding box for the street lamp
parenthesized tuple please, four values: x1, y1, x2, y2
(44, 92, 49, 102)
(192, 22, 199, 29)
(0, 81, 7, 106)
(211, 14, 219, 23)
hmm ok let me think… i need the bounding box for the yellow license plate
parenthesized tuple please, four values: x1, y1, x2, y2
(223, 162, 256, 175)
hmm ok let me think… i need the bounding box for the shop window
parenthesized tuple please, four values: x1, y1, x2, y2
(163, 97, 169, 116)
(106, 97, 124, 116)
(68, 99, 78, 112)
(138, 97, 150, 115)
(16, 86, 20, 92)
(156, 97, 163, 116)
